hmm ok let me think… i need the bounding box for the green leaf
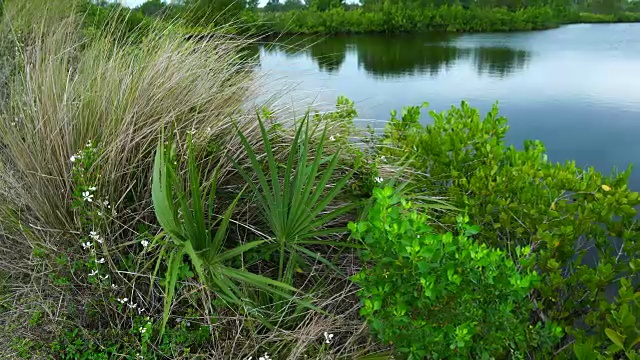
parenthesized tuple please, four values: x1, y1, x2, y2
(605, 328, 626, 350)
(160, 247, 185, 338)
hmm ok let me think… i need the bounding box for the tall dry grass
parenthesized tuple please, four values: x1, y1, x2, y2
(0, 0, 278, 235)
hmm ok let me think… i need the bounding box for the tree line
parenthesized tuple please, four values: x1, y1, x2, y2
(90, 0, 640, 35)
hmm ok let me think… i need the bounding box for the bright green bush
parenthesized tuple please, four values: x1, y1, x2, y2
(350, 186, 563, 359)
(381, 102, 640, 356)
(574, 278, 640, 359)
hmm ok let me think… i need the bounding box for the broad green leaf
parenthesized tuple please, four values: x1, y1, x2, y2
(605, 328, 626, 350)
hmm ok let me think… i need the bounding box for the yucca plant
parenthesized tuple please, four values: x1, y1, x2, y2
(230, 114, 357, 287)
(152, 134, 298, 337)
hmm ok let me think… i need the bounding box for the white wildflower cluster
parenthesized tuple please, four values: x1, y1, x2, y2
(324, 331, 334, 344)
(138, 320, 152, 334)
(81, 241, 92, 250)
(115, 296, 145, 314)
(375, 176, 384, 183)
(89, 231, 103, 244)
(141, 240, 149, 248)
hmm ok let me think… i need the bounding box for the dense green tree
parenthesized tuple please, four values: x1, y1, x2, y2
(283, 0, 306, 10)
(308, 0, 344, 12)
(138, 0, 166, 16)
(264, 0, 282, 11)
(184, 0, 247, 25)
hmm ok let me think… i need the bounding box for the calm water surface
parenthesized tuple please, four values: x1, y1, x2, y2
(258, 24, 640, 187)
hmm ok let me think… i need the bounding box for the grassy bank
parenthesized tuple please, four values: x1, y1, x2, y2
(1, 0, 639, 359)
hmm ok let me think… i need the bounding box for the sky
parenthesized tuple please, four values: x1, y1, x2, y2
(123, 0, 146, 6)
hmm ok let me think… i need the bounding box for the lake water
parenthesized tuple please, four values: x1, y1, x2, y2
(258, 23, 640, 188)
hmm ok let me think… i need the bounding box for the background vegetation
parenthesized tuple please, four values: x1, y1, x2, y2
(119, 0, 640, 35)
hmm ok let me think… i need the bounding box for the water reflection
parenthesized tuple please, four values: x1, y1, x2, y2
(262, 34, 531, 78)
(354, 34, 470, 78)
(309, 36, 348, 73)
(473, 47, 530, 77)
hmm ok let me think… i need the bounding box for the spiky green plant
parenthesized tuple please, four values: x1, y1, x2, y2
(230, 114, 356, 287)
(152, 135, 299, 336)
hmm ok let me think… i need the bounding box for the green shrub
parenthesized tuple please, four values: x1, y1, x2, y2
(350, 186, 562, 359)
(257, 6, 564, 34)
(574, 278, 640, 359)
(381, 102, 640, 356)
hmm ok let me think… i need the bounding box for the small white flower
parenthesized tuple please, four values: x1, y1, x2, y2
(97, 211, 103, 216)
(100, 274, 109, 280)
(88, 186, 97, 192)
(86, 140, 92, 148)
(96, 258, 105, 264)
(70, 155, 77, 162)
(139, 326, 146, 334)
(111, 284, 118, 289)
(141, 240, 149, 248)
(89, 269, 98, 276)
(380, 156, 386, 162)
(324, 331, 334, 344)
(128, 302, 137, 309)
(82, 241, 92, 250)
(117, 297, 128, 304)
(329, 136, 335, 141)
(375, 177, 383, 183)
(90, 231, 104, 244)
(138, 308, 145, 314)
(82, 191, 93, 202)
(102, 200, 109, 206)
